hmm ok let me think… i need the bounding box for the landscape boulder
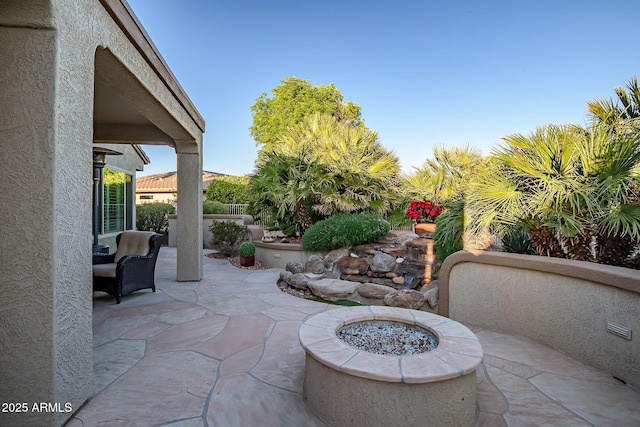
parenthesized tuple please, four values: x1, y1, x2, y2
(286, 262, 304, 274)
(307, 279, 359, 300)
(335, 256, 369, 275)
(384, 290, 426, 310)
(289, 273, 309, 290)
(370, 252, 396, 273)
(305, 259, 325, 275)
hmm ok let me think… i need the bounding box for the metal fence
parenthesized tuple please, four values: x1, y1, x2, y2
(224, 204, 248, 215)
(223, 204, 273, 228)
(223, 204, 411, 231)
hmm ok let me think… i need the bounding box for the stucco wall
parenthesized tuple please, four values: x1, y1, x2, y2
(168, 214, 254, 249)
(440, 251, 640, 389)
(0, 6, 61, 426)
(1, 0, 203, 425)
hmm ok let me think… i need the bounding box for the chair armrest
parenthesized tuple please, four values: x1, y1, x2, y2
(93, 253, 115, 265)
(117, 253, 156, 271)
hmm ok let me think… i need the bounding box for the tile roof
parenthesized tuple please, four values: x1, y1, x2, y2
(136, 170, 226, 193)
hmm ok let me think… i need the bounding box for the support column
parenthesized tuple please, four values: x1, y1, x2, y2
(176, 143, 203, 281)
(0, 10, 93, 427)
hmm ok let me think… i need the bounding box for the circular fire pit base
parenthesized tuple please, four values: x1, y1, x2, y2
(299, 307, 483, 427)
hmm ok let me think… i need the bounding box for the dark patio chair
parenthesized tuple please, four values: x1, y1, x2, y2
(93, 231, 163, 304)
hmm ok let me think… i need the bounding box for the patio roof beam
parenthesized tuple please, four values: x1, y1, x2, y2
(93, 123, 175, 146)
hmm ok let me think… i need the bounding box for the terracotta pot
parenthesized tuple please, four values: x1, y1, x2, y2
(240, 255, 255, 267)
(413, 222, 436, 235)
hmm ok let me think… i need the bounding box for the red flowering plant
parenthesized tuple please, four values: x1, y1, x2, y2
(405, 199, 443, 223)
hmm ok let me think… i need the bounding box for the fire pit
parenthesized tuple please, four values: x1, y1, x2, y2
(299, 306, 483, 427)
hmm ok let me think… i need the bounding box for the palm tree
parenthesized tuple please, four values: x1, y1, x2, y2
(588, 77, 640, 127)
(247, 155, 325, 233)
(266, 112, 400, 215)
(249, 113, 401, 232)
(467, 124, 588, 259)
(468, 123, 640, 264)
(577, 124, 640, 266)
(403, 144, 485, 203)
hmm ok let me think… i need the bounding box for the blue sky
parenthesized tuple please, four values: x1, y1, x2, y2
(128, 0, 640, 177)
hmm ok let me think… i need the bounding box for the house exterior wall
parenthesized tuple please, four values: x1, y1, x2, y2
(99, 143, 146, 251)
(136, 191, 176, 204)
(0, 1, 203, 425)
(0, 3, 63, 426)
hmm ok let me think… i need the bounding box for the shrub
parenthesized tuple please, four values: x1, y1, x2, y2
(433, 200, 464, 261)
(209, 220, 248, 256)
(136, 203, 175, 233)
(203, 200, 228, 214)
(386, 208, 414, 230)
(301, 213, 390, 252)
(238, 241, 255, 257)
(205, 176, 250, 204)
(502, 225, 536, 255)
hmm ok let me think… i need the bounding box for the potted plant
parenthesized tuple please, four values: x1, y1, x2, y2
(405, 199, 443, 235)
(238, 241, 256, 267)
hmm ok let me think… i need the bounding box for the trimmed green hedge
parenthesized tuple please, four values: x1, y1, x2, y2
(205, 176, 249, 204)
(301, 213, 390, 252)
(203, 200, 228, 214)
(136, 203, 175, 233)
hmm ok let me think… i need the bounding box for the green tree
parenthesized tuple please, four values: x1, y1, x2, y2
(205, 175, 250, 204)
(250, 77, 363, 148)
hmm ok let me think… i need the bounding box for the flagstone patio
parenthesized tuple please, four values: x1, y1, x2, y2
(67, 247, 640, 426)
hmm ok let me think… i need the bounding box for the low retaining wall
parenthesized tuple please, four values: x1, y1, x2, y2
(440, 250, 640, 389)
(254, 241, 323, 270)
(168, 214, 254, 248)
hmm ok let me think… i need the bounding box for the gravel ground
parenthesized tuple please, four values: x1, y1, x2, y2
(337, 321, 438, 355)
(206, 252, 269, 270)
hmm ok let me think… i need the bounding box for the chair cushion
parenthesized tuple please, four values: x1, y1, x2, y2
(93, 263, 117, 278)
(114, 231, 156, 263)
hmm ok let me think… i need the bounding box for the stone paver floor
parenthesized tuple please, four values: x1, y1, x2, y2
(68, 247, 640, 426)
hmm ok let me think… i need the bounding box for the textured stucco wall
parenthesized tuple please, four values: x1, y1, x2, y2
(0, 6, 59, 426)
(442, 251, 640, 389)
(304, 354, 477, 427)
(1, 0, 203, 425)
(176, 150, 203, 281)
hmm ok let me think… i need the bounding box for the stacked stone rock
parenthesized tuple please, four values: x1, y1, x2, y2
(278, 232, 440, 312)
